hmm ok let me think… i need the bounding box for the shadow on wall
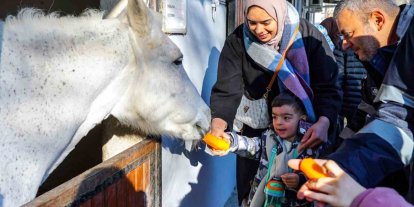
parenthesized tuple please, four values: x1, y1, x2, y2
(178, 145, 236, 207)
(37, 120, 105, 196)
(37, 115, 148, 196)
(201, 47, 220, 104)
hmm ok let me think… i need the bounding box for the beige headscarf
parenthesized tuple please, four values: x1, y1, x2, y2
(244, 0, 288, 50)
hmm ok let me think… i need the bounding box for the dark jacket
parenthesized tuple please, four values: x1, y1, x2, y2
(336, 48, 367, 122)
(330, 5, 414, 193)
(210, 19, 342, 131)
(341, 43, 396, 134)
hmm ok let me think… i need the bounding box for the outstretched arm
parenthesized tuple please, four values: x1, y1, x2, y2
(288, 159, 413, 207)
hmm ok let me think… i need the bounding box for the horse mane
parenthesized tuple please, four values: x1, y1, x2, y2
(5, 8, 104, 25)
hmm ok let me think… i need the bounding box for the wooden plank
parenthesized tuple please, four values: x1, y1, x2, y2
(91, 190, 104, 207)
(79, 199, 91, 207)
(154, 141, 162, 207)
(137, 161, 149, 205)
(23, 139, 160, 207)
(104, 181, 117, 207)
(136, 162, 144, 191)
(115, 176, 127, 207)
(126, 169, 137, 206)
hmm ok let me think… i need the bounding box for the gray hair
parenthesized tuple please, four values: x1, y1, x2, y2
(333, 0, 399, 23)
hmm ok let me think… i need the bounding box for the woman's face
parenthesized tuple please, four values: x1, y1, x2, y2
(246, 6, 278, 43)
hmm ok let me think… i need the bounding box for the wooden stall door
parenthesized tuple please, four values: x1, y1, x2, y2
(24, 139, 161, 207)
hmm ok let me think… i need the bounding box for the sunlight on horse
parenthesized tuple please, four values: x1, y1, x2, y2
(0, 0, 210, 206)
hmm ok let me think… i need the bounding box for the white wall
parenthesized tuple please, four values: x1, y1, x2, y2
(162, 1, 237, 206)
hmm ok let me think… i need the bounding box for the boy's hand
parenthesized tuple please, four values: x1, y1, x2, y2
(281, 173, 299, 189)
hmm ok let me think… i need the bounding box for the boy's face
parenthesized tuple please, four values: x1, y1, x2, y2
(272, 105, 304, 142)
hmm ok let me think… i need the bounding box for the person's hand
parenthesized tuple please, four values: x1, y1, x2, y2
(208, 132, 232, 156)
(207, 118, 231, 156)
(210, 118, 228, 138)
(298, 116, 330, 152)
(288, 159, 366, 207)
(281, 173, 299, 189)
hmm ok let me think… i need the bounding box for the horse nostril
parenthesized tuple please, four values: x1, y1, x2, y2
(196, 121, 208, 135)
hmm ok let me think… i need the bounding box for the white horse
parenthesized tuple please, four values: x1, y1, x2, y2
(0, 0, 210, 206)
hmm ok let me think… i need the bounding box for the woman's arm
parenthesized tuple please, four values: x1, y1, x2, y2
(210, 27, 244, 134)
(351, 188, 413, 207)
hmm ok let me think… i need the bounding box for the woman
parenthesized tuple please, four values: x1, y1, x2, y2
(209, 0, 341, 204)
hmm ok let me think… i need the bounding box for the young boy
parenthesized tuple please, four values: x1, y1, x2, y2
(211, 91, 328, 207)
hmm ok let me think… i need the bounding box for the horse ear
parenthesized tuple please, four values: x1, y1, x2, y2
(126, 0, 150, 37)
(103, 0, 150, 38)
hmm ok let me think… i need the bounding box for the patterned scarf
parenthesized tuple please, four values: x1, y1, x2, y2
(243, 2, 316, 122)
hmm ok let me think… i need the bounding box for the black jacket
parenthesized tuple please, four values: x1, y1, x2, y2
(344, 43, 397, 134)
(336, 48, 367, 122)
(210, 19, 342, 131)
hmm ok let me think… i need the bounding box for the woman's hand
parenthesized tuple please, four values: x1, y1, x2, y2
(208, 118, 231, 156)
(281, 173, 299, 189)
(299, 116, 330, 152)
(288, 159, 366, 207)
(210, 118, 228, 138)
(209, 133, 232, 156)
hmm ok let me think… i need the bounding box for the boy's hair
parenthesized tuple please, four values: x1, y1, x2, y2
(271, 91, 306, 116)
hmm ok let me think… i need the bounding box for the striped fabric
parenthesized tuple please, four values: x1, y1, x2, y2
(363, 4, 414, 165)
(330, 4, 414, 188)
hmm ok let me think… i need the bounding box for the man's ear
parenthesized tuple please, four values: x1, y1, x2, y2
(370, 9, 386, 31)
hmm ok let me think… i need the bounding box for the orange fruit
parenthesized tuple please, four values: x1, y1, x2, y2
(299, 158, 329, 180)
(203, 132, 230, 151)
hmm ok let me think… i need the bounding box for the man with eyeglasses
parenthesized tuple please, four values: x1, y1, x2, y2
(326, 0, 414, 197)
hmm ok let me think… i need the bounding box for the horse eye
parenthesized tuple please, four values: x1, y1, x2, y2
(173, 57, 183, 65)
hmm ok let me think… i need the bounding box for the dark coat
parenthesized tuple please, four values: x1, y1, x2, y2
(336, 48, 367, 122)
(330, 5, 414, 194)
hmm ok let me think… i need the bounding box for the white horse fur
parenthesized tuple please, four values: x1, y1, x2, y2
(0, 0, 210, 206)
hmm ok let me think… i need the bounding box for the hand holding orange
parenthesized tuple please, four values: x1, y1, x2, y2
(299, 158, 329, 180)
(203, 132, 230, 151)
